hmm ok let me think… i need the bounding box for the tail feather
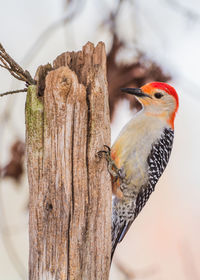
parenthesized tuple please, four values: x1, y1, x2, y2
(111, 222, 125, 260)
(111, 220, 133, 260)
(111, 196, 136, 261)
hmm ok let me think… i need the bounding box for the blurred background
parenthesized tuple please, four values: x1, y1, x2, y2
(0, 0, 200, 279)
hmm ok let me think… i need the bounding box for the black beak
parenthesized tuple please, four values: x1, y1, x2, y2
(121, 88, 152, 98)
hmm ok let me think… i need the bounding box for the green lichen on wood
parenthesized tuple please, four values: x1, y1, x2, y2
(25, 85, 44, 150)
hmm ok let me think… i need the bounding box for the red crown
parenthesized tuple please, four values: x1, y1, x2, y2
(150, 82, 179, 112)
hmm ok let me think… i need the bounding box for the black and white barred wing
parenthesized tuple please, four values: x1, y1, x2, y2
(111, 128, 174, 258)
(134, 128, 174, 219)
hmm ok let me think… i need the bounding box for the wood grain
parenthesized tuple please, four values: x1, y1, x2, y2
(26, 42, 112, 280)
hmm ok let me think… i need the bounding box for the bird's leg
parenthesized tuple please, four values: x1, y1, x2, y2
(98, 145, 124, 182)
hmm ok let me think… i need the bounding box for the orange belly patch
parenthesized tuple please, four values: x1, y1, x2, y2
(110, 149, 124, 199)
(112, 179, 124, 199)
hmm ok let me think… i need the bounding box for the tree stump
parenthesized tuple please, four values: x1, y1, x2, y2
(26, 42, 112, 280)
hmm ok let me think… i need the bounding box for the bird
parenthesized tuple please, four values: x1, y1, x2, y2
(99, 81, 179, 260)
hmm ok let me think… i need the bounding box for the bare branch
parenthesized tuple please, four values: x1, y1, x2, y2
(0, 43, 35, 85)
(0, 63, 27, 82)
(0, 88, 27, 98)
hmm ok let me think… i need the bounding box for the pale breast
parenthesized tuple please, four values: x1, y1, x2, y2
(111, 111, 169, 188)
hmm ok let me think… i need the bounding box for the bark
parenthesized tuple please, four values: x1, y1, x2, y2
(26, 42, 112, 280)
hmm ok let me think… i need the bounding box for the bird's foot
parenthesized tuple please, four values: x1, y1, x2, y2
(98, 145, 123, 181)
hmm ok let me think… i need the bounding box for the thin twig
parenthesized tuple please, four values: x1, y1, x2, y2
(0, 62, 26, 82)
(0, 43, 35, 85)
(0, 88, 27, 98)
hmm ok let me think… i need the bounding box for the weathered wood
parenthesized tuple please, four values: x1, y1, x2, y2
(26, 42, 112, 280)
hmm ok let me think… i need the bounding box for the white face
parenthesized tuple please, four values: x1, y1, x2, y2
(137, 89, 177, 119)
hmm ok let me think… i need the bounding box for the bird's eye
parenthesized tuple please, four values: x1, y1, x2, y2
(154, 92, 163, 99)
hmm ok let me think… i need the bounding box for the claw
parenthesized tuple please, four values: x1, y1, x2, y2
(97, 145, 111, 158)
(103, 145, 111, 153)
(98, 145, 127, 194)
(97, 150, 107, 158)
(98, 145, 121, 181)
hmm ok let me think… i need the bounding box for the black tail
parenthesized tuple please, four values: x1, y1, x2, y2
(111, 221, 129, 261)
(111, 218, 133, 262)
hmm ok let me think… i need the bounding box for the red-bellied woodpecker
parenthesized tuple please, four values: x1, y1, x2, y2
(99, 82, 179, 260)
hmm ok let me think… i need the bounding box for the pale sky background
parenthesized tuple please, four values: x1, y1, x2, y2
(0, 0, 200, 279)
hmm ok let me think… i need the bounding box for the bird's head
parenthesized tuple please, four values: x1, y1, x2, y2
(121, 82, 179, 128)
